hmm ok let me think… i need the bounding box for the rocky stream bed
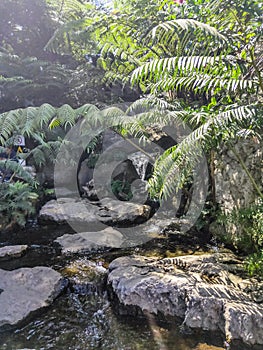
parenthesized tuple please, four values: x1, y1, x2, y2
(0, 197, 262, 350)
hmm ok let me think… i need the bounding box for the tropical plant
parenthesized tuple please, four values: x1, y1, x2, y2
(0, 103, 105, 172)
(46, 0, 92, 23)
(216, 198, 263, 253)
(44, 0, 172, 85)
(0, 0, 262, 241)
(0, 144, 38, 230)
(0, 181, 38, 230)
(245, 250, 263, 278)
(125, 0, 263, 204)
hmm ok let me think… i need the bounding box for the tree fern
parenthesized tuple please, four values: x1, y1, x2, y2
(0, 103, 99, 144)
(150, 19, 228, 50)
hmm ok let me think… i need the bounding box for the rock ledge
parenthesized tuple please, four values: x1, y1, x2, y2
(107, 254, 263, 347)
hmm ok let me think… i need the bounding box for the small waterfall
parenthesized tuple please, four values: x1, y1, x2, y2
(128, 152, 150, 180)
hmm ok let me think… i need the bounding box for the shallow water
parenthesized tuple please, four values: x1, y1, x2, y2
(0, 225, 225, 350)
(0, 292, 223, 350)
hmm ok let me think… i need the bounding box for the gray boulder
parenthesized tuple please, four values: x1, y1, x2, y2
(107, 254, 263, 347)
(98, 198, 151, 224)
(0, 266, 65, 328)
(39, 198, 98, 225)
(55, 227, 124, 254)
(39, 197, 151, 226)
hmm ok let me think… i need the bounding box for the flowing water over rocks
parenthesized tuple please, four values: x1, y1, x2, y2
(0, 223, 262, 350)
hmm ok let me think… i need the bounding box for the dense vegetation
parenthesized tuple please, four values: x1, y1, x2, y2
(0, 0, 262, 276)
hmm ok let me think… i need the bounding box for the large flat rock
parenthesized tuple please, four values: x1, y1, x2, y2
(39, 198, 151, 226)
(55, 227, 124, 254)
(39, 198, 98, 225)
(107, 254, 263, 347)
(0, 267, 65, 328)
(98, 198, 151, 224)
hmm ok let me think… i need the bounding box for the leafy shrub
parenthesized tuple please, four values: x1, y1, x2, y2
(111, 179, 133, 201)
(0, 181, 38, 230)
(0, 149, 38, 231)
(217, 199, 263, 254)
(245, 250, 263, 278)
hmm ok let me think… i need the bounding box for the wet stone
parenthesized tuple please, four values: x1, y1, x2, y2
(0, 245, 28, 260)
(0, 266, 65, 328)
(62, 259, 107, 295)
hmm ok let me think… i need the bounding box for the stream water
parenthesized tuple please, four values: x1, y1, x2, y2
(0, 225, 225, 350)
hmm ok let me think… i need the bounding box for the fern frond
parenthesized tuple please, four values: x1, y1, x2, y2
(0, 109, 23, 144)
(150, 19, 228, 44)
(0, 104, 102, 144)
(126, 96, 183, 115)
(148, 103, 261, 199)
(29, 141, 62, 167)
(149, 74, 257, 95)
(0, 160, 35, 185)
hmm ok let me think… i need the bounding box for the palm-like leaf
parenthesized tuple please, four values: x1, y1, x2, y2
(150, 19, 228, 51)
(147, 104, 261, 199)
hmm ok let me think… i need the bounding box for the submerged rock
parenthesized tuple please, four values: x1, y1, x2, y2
(0, 266, 65, 329)
(107, 254, 263, 348)
(0, 245, 28, 260)
(62, 258, 107, 295)
(55, 227, 124, 254)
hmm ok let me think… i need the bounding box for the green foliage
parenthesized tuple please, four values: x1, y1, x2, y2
(0, 97, 262, 202)
(217, 199, 263, 253)
(0, 143, 38, 230)
(0, 0, 262, 245)
(107, 100, 262, 201)
(0, 103, 107, 174)
(245, 250, 263, 278)
(111, 179, 133, 201)
(86, 154, 100, 168)
(0, 103, 99, 144)
(43, 0, 262, 100)
(0, 181, 38, 230)
(46, 0, 92, 22)
(131, 13, 261, 98)
(0, 159, 35, 185)
(44, 0, 168, 81)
